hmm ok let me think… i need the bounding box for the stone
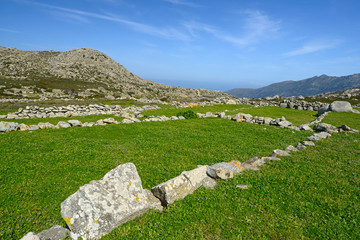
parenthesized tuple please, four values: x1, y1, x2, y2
(206, 161, 244, 179)
(96, 119, 106, 125)
(38, 122, 46, 130)
(299, 124, 312, 131)
(296, 143, 306, 149)
(68, 120, 82, 127)
(271, 149, 290, 158)
(122, 119, 134, 124)
(37, 225, 70, 240)
(0, 114, 7, 119)
(143, 189, 163, 212)
(103, 118, 117, 124)
(313, 123, 338, 133)
(57, 121, 71, 128)
(19, 123, 30, 131)
(226, 99, 236, 104)
(242, 157, 265, 171)
(170, 116, 179, 120)
(236, 184, 248, 189)
(278, 120, 292, 128)
(318, 104, 330, 116)
(330, 101, 353, 112)
(20, 232, 39, 240)
(0, 121, 10, 132)
(151, 165, 213, 206)
(263, 117, 272, 125)
(339, 124, 351, 131)
(301, 141, 315, 146)
(285, 145, 298, 152)
(130, 118, 141, 123)
(261, 156, 281, 161)
(29, 125, 40, 131)
(61, 163, 150, 240)
(178, 116, 185, 120)
(45, 122, 56, 129)
(279, 103, 288, 108)
(307, 132, 331, 141)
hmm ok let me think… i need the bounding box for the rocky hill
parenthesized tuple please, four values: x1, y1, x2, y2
(0, 46, 234, 102)
(226, 74, 360, 98)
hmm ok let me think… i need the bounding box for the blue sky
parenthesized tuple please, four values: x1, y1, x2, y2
(1, 0, 360, 90)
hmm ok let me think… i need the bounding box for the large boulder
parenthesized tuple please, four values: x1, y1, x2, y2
(329, 101, 353, 112)
(151, 165, 216, 206)
(61, 163, 150, 240)
(318, 104, 330, 116)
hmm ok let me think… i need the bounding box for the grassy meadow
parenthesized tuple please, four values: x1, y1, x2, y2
(0, 105, 359, 239)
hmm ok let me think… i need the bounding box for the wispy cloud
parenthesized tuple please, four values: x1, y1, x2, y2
(22, 0, 192, 41)
(163, 0, 199, 7)
(0, 27, 21, 33)
(183, 10, 281, 46)
(283, 41, 340, 57)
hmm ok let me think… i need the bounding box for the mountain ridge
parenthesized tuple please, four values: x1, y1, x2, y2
(0, 46, 234, 101)
(226, 74, 360, 98)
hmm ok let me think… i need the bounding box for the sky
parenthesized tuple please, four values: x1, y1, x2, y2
(1, 0, 360, 91)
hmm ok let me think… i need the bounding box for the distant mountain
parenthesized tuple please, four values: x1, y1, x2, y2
(0, 46, 233, 101)
(226, 74, 360, 98)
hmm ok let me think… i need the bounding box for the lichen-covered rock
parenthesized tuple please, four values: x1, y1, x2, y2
(271, 149, 290, 158)
(285, 145, 298, 152)
(37, 225, 69, 240)
(68, 120, 82, 127)
(20, 232, 39, 240)
(302, 141, 315, 146)
(313, 123, 338, 133)
(307, 132, 331, 141)
(143, 189, 163, 212)
(296, 142, 306, 149)
(151, 166, 214, 206)
(61, 163, 150, 240)
(57, 121, 71, 128)
(206, 161, 244, 179)
(243, 157, 265, 171)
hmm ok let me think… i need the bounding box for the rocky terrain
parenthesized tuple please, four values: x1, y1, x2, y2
(0, 46, 235, 102)
(227, 74, 360, 98)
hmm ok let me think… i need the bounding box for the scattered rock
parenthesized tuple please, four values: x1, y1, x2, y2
(301, 141, 315, 146)
(307, 132, 331, 141)
(206, 161, 244, 179)
(285, 145, 298, 152)
(329, 101, 353, 112)
(313, 123, 338, 133)
(57, 121, 71, 128)
(68, 120, 82, 127)
(37, 225, 70, 240)
(271, 149, 290, 158)
(20, 232, 39, 240)
(61, 163, 150, 240)
(296, 142, 307, 149)
(243, 157, 265, 171)
(236, 184, 248, 189)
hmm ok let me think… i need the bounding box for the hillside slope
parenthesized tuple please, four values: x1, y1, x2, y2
(0, 46, 233, 101)
(227, 74, 360, 98)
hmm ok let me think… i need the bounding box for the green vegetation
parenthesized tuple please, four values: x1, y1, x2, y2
(104, 132, 360, 239)
(322, 112, 360, 130)
(0, 105, 358, 239)
(176, 110, 198, 119)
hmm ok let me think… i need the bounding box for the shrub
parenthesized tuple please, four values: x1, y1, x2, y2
(176, 110, 198, 119)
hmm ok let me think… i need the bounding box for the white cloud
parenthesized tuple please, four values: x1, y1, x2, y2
(24, 1, 193, 41)
(283, 41, 340, 57)
(183, 10, 281, 46)
(163, 0, 199, 7)
(0, 27, 21, 33)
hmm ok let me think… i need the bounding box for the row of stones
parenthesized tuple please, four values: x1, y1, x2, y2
(0, 104, 159, 120)
(20, 108, 359, 240)
(21, 127, 339, 240)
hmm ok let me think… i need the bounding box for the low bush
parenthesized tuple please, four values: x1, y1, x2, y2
(176, 110, 198, 119)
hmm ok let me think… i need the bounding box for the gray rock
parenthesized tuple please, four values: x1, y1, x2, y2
(301, 141, 315, 146)
(19, 123, 30, 131)
(122, 119, 134, 124)
(57, 121, 71, 128)
(38, 122, 46, 130)
(178, 116, 185, 120)
(130, 118, 141, 123)
(261, 156, 281, 161)
(330, 101, 353, 112)
(61, 163, 150, 240)
(68, 120, 82, 127)
(170, 116, 179, 120)
(307, 132, 331, 141)
(243, 157, 265, 171)
(96, 119, 106, 125)
(285, 145, 299, 152)
(29, 125, 40, 131)
(279, 103, 288, 108)
(20, 232, 39, 240)
(206, 161, 244, 179)
(0, 114, 7, 119)
(143, 189, 163, 212)
(278, 120, 292, 128)
(296, 143, 306, 149)
(318, 104, 330, 116)
(37, 225, 69, 240)
(151, 165, 213, 206)
(313, 123, 338, 133)
(103, 118, 117, 124)
(299, 124, 312, 131)
(271, 149, 290, 158)
(236, 184, 248, 189)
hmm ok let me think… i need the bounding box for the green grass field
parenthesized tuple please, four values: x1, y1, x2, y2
(0, 105, 359, 239)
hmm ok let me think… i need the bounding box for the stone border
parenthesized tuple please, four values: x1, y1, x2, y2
(19, 111, 359, 239)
